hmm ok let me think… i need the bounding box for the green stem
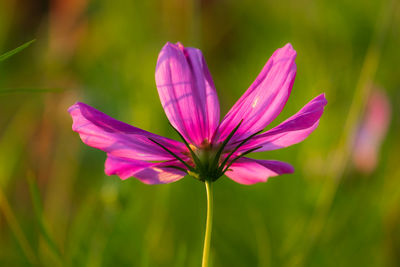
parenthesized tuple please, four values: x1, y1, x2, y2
(202, 180, 213, 267)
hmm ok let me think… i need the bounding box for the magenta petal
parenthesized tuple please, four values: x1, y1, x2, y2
(105, 155, 186, 184)
(68, 102, 186, 161)
(155, 42, 220, 146)
(225, 157, 294, 185)
(105, 155, 153, 179)
(217, 43, 297, 143)
(238, 93, 327, 152)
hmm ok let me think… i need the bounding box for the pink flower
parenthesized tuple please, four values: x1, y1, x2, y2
(68, 42, 327, 185)
(352, 89, 391, 174)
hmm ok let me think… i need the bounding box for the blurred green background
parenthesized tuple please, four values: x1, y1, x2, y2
(0, 0, 399, 266)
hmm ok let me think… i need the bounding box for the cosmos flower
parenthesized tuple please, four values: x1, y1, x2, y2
(68, 42, 327, 185)
(352, 88, 391, 174)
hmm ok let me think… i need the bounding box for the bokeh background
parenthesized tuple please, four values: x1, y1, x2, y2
(0, 0, 399, 266)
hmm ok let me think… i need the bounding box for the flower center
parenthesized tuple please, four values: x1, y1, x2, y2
(148, 121, 262, 182)
(189, 142, 220, 181)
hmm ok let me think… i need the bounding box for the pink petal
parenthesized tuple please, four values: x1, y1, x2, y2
(217, 43, 297, 143)
(105, 155, 153, 179)
(225, 157, 294, 185)
(68, 102, 186, 161)
(105, 155, 186, 184)
(155, 42, 220, 147)
(237, 93, 327, 152)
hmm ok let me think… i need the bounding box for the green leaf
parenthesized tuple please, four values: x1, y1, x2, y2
(0, 39, 36, 62)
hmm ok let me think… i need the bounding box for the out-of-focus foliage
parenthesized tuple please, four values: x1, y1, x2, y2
(0, 0, 399, 266)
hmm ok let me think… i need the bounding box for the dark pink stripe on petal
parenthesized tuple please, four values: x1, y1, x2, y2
(225, 157, 294, 185)
(217, 43, 297, 143)
(68, 102, 186, 161)
(253, 159, 294, 175)
(105, 155, 153, 179)
(238, 93, 327, 152)
(105, 155, 187, 184)
(155, 42, 220, 146)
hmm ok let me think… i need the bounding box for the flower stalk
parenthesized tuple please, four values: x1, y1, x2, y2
(202, 179, 213, 267)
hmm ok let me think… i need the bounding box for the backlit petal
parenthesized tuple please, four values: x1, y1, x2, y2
(156, 42, 220, 146)
(225, 157, 294, 185)
(69, 102, 186, 161)
(237, 94, 327, 152)
(217, 43, 297, 143)
(105, 155, 186, 184)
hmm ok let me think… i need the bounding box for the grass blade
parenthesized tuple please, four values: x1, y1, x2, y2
(0, 39, 36, 62)
(27, 173, 63, 262)
(0, 188, 38, 264)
